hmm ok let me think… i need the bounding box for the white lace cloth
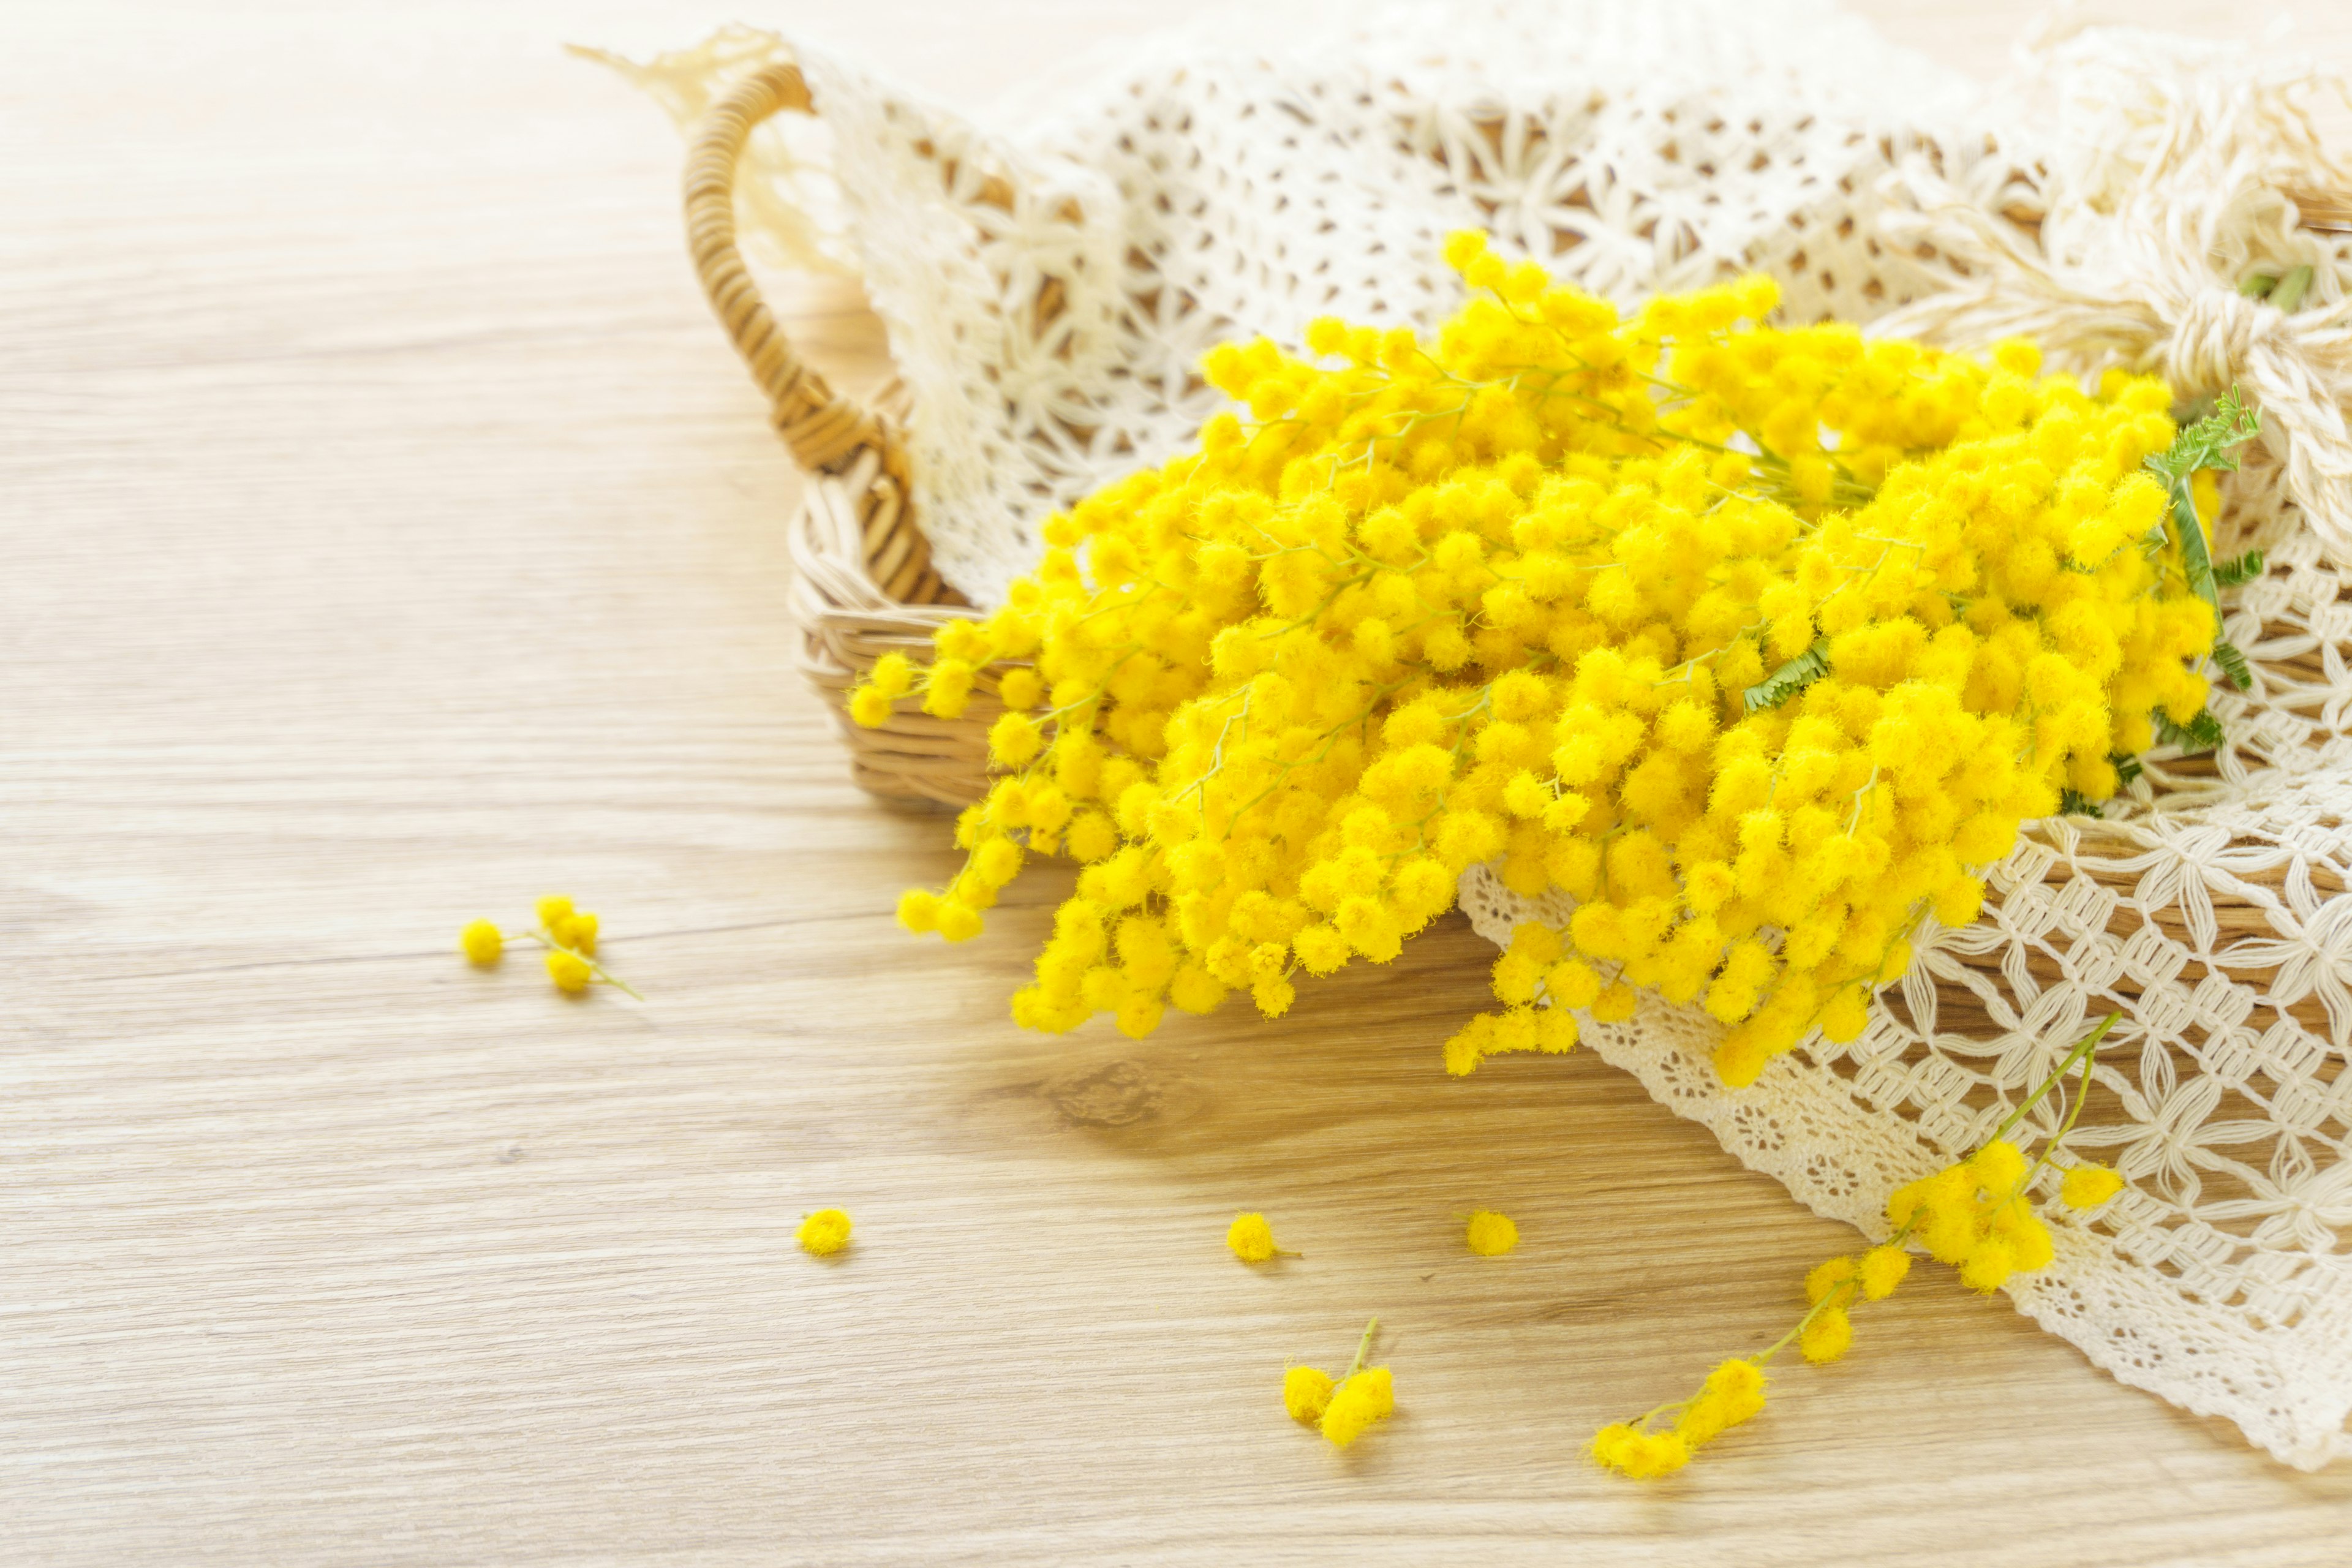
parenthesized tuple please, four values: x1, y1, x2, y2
(608, 1, 2352, 1468)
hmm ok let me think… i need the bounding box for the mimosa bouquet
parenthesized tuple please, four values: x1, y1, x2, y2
(854, 234, 2252, 1095)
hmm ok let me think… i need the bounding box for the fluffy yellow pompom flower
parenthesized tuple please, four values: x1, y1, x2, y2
(998, 666, 1044, 710)
(989, 710, 1044, 767)
(553, 911, 598, 956)
(1283, 1366, 1335, 1423)
(460, 899, 639, 999)
(1803, 1255, 1857, 1305)
(1591, 1422, 1692, 1479)
(1858, 1244, 1912, 1301)
(1320, 1366, 1394, 1450)
(869, 651, 915, 698)
(936, 900, 985, 942)
(1593, 1355, 1773, 1476)
(1959, 1239, 2017, 1294)
(1819, 987, 1868, 1044)
(1589, 984, 1640, 1024)
(1282, 1320, 1390, 1449)
(1970, 1139, 2028, 1193)
(1674, 1357, 1769, 1446)
(546, 949, 592, 994)
(919, 660, 974, 718)
(1465, 1209, 1518, 1256)
(2062, 1164, 2125, 1208)
(1226, 1211, 1287, 1263)
(1798, 1305, 1853, 1364)
(1995, 1206, 2055, 1272)
(883, 207, 2226, 1108)
(459, 919, 503, 966)
(797, 1208, 853, 1256)
(848, 685, 894, 727)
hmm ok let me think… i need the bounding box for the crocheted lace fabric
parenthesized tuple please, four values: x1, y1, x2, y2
(608, 0, 2352, 1469)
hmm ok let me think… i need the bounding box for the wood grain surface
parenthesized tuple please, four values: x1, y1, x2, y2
(8, 3, 2352, 1564)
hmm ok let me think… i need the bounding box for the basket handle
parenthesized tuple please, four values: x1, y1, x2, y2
(684, 62, 903, 482)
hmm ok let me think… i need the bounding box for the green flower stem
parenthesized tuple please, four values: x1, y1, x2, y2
(524, 925, 643, 1000)
(1992, 1012, 2119, 1145)
(1345, 1317, 1379, 1381)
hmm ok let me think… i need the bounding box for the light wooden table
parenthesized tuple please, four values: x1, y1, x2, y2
(8, 3, 2351, 1564)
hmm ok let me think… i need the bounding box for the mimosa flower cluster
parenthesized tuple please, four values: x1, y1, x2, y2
(458, 895, 639, 998)
(1283, 1319, 1394, 1450)
(1593, 1016, 2130, 1478)
(854, 229, 2241, 1087)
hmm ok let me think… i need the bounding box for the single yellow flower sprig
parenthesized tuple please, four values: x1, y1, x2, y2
(1227, 1211, 1302, 1262)
(1279, 1318, 1396, 1448)
(527, 922, 643, 1000)
(457, 895, 641, 999)
(1283, 1317, 1374, 1428)
(1319, 1317, 1395, 1449)
(1593, 1012, 2124, 1479)
(1956, 1011, 2121, 1247)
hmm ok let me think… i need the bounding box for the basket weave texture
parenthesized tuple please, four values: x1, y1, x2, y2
(685, 62, 990, 809)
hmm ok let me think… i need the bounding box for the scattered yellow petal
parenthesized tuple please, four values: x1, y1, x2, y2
(545, 949, 593, 994)
(1283, 1366, 1334, 1423)
(553, 911, 598, 956)
(1319, 1366, 1393, 1449)
(1464, 1209, 1518, 1256)
(459, 919, 503, 967)
(1226, 1212, 1280, 1263)
(1591, 1421, 1692, 1479)
(797, 1208, 853, 1256)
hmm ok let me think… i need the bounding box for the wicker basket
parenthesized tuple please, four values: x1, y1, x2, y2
(685, 62, 993, 810)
